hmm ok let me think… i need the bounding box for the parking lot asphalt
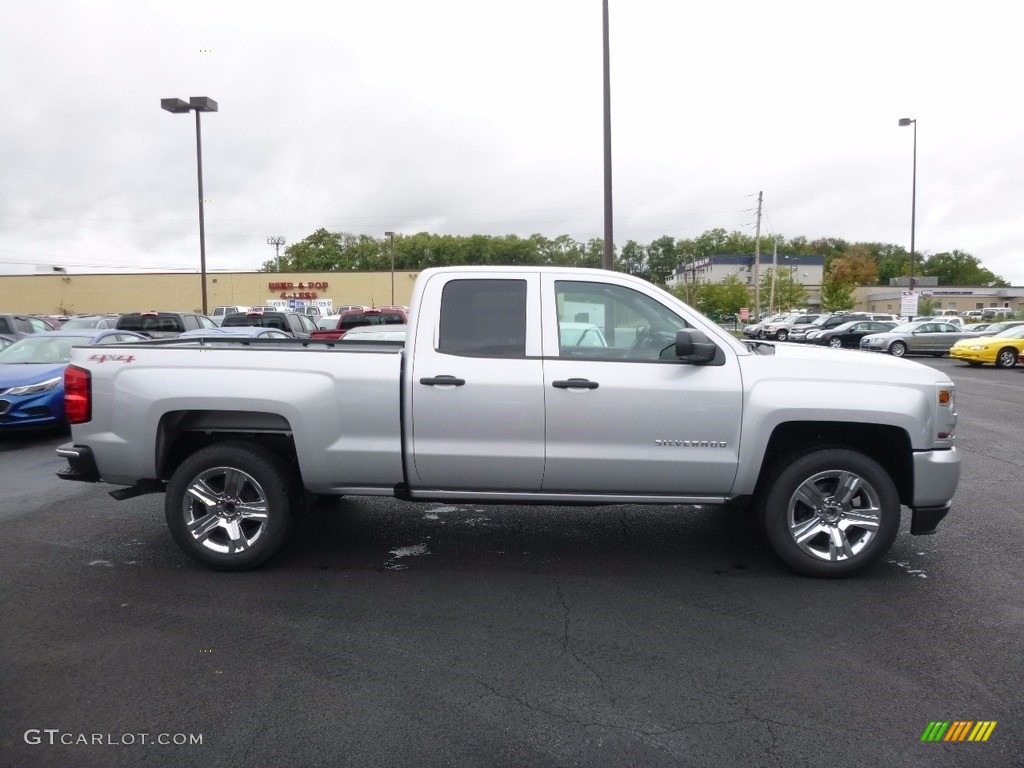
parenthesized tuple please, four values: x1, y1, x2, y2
(1, 357, 1022, 767)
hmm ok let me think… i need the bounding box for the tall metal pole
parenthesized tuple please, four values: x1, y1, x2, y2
(752, 191, 763, 319)
(384, 232, 396, 305)
(898, 118, 917, 289)
(194, 110, 209, 315)
(601, 0, 614, 271)
(267, 236, 286, 271)
(909, 122, 917, 288)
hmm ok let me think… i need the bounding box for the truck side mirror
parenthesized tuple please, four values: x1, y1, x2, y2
(674, 328, 717, 363)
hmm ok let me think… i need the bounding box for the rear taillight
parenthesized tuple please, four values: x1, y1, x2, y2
(64, 365, 92, 424)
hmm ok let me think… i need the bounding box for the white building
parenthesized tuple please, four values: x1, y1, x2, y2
(667, 253, 825, 306)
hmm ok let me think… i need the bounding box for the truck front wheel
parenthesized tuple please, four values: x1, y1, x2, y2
(758, 448, 900, 578)
(165, 441, 295, 571)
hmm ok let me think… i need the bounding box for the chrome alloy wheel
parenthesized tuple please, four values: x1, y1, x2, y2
(181, 466, 270, 555)
(786, 469, 882, 562)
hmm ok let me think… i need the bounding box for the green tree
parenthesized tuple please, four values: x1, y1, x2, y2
(646, 236, 678, 284)
(828, 248, 880, 286)
(921, 250, 1009, 286)
(619, 240, 648, 278)
(260, 228, 343, 272)
(759, 268, 808, 311)
(820, 278, 856, 312)
(686, 275, 750, 319)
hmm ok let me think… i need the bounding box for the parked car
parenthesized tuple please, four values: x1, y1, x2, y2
(336, 324, 409, 343)
(116, 311, 217, 339)
(0, 313, 58, 340)
(220, 310, 317, 338)
(0, 329, 146, 430)
(0, 334, 15, 350)
(741, 313, 789, 339)
(310, 307, 409, 340)
(791, 313, 869, 343)
(210, 306, 251, 326)
(61, 314, 121, 330)
(949, 325, 1024, 368)
(177, 327, 292, 340)
(981, 307, 1016, 320)
(557, 322, 609, 349)
(913, 315, 965, 328)
(973, 320, 1024, 336)
(315, 314, 340, 331)
(963, 322, 993, 333)
(811, 320, 896, 349)
(758, 313, 821, 341)
(859, 321, 975, 357)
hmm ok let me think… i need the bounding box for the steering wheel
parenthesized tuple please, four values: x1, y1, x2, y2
(624, 325, 651, 358)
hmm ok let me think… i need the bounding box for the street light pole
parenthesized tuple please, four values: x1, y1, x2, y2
(384, 232, 396, 305)
(601, 0, 614, 271)
(898, 117, 917, 289)
(161, 96, 218, 315)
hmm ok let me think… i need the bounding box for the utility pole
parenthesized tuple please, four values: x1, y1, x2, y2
(753, 191, 763, 319)
(601, 0, 614, 270)
(267, 236, 286, 271)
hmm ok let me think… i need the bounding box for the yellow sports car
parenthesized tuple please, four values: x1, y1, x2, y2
(949, 325, 1024, 368)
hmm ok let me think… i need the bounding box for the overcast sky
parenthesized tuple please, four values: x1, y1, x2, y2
(3, 0, 1022, 284)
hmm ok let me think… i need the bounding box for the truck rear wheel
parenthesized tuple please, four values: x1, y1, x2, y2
(757, 448, 900, 578)
(165, 441, 295, 571)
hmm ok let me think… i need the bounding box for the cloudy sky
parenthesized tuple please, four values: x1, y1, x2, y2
(3, 0, 1022, 283)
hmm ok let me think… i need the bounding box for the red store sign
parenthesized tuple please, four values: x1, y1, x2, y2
(268, 281, 329, 299)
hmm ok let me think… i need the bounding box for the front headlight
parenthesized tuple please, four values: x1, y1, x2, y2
(6, 376, 62, 396)
(967, 344, 987, 351)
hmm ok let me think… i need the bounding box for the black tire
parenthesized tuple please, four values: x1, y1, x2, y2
(889, 341, 907, 357)
(995, 348, 1017, 368)
(757, 329, 767, 340)
(165, 441, 295, 571)
(828, 337, 843, 349)
(775, 329, 788, 341)
(757, 448, 900, 578)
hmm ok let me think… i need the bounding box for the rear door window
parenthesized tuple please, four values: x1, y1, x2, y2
(438, 279, 527, 358)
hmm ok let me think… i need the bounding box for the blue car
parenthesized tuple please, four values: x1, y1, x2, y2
(0, 329, 147, 430)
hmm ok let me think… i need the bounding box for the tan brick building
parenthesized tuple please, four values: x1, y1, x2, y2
(0, 271, 420, 316)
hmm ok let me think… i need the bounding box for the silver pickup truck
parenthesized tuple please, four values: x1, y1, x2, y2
(56, 266, 960, 577)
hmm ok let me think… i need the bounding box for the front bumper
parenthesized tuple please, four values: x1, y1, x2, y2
(909, 447, 960, 535)
(949, 349, 987, 364)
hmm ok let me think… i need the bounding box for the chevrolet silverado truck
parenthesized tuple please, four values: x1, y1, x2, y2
(56, 267, 960, 577)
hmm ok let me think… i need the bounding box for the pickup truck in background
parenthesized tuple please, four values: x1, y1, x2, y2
(309, 306, 409, 340)
(115, 311, 218, 339)
(220, 309, 317, 338)
(56, 267, 960, 578)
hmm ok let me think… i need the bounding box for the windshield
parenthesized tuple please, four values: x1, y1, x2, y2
(986, 321, 1023, 334)
(890, 322, 922, 333)
(0, 335, 93, 364)
(993, 326, 1024, 338)
(62, 317, 105, 329)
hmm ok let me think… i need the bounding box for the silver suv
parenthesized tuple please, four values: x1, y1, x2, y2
(758, 313, 821, 341)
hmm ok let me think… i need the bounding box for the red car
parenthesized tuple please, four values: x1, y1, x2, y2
(310, 307, 408, 340)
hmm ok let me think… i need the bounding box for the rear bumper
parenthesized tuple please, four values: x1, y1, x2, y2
(55, 443, 101, 483)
